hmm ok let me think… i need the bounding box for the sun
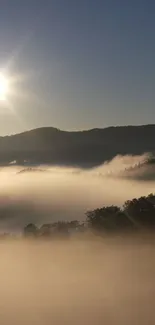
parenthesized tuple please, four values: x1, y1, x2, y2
(0, 74, 9, 101)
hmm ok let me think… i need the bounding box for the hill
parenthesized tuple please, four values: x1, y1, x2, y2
(0, 124, 155, 168)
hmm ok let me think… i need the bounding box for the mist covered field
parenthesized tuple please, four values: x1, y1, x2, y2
(0, 238, 155, 324)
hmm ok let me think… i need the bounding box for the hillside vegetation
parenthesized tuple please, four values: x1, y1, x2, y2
(0, 124, 155, 167)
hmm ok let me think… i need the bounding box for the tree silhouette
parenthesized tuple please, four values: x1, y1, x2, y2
(86, 205, 132, 233)
(20, 193, 155, 239)
(123, 194, 155, 229)
(24, 223, 38, 237)
(39, 224, 53, 238)
(49, 221, 70, 239)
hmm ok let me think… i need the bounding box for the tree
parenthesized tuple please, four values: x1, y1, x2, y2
(24, 223, 38, 237)
(68, 220, 80, 229)
(123, 194, 155, 229)
(86, 205, 132, 233)
(52, 221, 70, 239)
(39, 224, 53, 238)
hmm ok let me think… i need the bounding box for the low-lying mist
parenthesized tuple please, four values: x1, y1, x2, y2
(1, 238, 155, 324)
(0, 153, 154, 229)
(1, 154, 155, 324)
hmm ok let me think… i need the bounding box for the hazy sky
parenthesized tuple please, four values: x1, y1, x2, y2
(0, 0, 155, 135)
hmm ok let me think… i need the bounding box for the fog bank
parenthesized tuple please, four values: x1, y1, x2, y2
(0, 239, 155, 324)
(0, 154, 154, 229)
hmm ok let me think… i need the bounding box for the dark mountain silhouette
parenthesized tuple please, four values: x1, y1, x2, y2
(0, 124, 155, 168)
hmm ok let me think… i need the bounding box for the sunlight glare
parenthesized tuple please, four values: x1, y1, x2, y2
(0, 74, 9, 101)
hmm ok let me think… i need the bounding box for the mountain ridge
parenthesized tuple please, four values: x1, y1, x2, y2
(0, 124, 155, 167)
(1, 123, 155, 138)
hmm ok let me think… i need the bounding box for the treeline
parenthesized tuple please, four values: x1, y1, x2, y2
(23, 193, 155, 239)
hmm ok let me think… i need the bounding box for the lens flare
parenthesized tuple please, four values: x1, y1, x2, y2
(0, 74, 9, 101)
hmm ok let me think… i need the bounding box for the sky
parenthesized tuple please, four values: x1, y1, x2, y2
(0, 0, 155, 135)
